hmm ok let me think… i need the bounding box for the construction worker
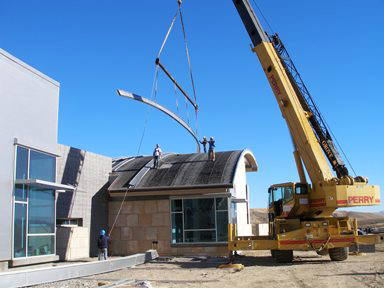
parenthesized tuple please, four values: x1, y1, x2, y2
(208, 137, 215, 161)
(97, 229, 109, 261)
(153, 144, 162, 168)
(200, 136, 208, 153)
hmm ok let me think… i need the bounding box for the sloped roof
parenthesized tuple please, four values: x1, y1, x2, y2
(109, 150, 257, 193)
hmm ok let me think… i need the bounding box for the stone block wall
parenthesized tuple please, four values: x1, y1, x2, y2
(56, 144, 112, 257)
(109, 199, 171, 256)
(109, 198, 228, 257)
(56, 227, 89, 260)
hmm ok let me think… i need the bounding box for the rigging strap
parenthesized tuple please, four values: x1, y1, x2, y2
(155, 58, 198, 111)
(157, 9, 179, 58)
(179, 3, 198, 110)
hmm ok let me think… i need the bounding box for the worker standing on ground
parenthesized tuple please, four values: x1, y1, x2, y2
(97, 229, 109, 261)
(208, 137, 215, 161)
(153, 144, 162, 168)
(200, 136, 208, 153)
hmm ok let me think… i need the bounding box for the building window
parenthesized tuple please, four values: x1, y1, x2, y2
(13, 203, 27, 258)
(13, 146, 56, 258)
(170, 197, 228, 244)
(57, 218, 83, 227)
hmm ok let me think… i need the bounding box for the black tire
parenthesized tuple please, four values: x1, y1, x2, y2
(329, 247, 348, 261)
(274, 250, 293, 263)
(270, 250, 277, 258)
(316, 249, 329, 256)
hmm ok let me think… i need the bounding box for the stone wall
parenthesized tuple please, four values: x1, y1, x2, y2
(109, 199, 228, 257)
(56, 227, 89, 260)
(56, 144, 112, 257)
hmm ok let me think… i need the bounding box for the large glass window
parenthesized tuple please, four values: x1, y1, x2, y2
(14, 203, 27, 258)
(13, 146, 56, 258)
(28, 188, 55, 234)
(27, 236, 54, 256)
(30, 150, 56, 182)
(184, 198, 215, 230)
(15, 184, 28, 202)
(16, 146, 28, 180)
(15, 147, 29, 202)
(171, 197, 228, 244)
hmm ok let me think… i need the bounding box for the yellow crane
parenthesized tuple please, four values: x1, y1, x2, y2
(228, 0, 383, 262)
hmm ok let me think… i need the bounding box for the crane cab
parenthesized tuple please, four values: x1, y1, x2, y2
(268, 182, 310, 219)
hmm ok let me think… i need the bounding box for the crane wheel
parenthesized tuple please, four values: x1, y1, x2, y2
(274, 250, 293, 263)
(329, 247, 348, 261)
(316, 249, 329, 256)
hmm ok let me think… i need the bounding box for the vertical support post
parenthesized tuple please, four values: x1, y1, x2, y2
(228, 224, 233, 242)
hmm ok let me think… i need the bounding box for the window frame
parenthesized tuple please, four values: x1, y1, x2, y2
(170, 195, 229, 245)
(12, 145, 57, 259)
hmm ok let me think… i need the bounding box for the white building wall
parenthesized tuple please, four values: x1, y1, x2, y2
(0, 49, 59, 262)
(232, 156, 253, 236)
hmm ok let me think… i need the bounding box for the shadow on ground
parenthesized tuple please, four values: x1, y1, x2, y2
(148, 254, 334, 269)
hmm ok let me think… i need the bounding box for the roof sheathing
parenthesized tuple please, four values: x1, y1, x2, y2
(109, 156, 152, 190)
(109, 151, 245, 193)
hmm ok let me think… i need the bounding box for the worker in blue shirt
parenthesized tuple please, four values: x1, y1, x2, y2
(97, 229, 109, 260)
(208, 137, 215, 161)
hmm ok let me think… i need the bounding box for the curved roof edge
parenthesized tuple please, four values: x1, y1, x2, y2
(232, 149, 258, 184)
(242, 149, 258, 172)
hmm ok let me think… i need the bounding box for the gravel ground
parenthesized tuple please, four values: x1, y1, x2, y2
(33, 244, 384, 288)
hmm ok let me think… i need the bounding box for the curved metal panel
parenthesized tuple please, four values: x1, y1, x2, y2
(117, 89, 200, 153)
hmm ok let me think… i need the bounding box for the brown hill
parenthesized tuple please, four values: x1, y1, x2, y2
(333, 210, 384, 227)
(250, 208, 268, 224)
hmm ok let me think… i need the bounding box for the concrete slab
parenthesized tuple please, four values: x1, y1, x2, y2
(0, 250, 158, 288)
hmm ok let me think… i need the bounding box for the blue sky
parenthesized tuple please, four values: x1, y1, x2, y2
(2, 0, 383, 211)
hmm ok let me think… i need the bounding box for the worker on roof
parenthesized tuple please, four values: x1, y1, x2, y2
(200, 136, 208, 153)
(97, 229, 109, 261)
(153, 144, 162, 168)
(208, 137, 215, 161)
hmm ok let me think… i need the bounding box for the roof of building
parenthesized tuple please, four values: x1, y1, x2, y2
(108, 150, 257, 194)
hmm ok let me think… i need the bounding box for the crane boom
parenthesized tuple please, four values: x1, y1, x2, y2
(232, 0, 380, 217)
(271, 35, 349, 179)
(233, 0, 334, 184)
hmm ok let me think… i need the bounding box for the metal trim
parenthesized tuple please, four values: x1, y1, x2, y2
(15, 179, 74, 191)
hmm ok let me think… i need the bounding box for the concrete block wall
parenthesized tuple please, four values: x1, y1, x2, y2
(109, 199, 228, 257)
(56, 144, 112, 257)
(109, 199, 170, 256)
(56, 227, 89, 260)
(56, 145, 112, 227)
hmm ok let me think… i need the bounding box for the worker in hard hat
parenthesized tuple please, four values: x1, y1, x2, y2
(97, 229, 109, 260)
(200, 136, 208, 153)
(153, 144, 162, 168)
(208, 137, 215, 161)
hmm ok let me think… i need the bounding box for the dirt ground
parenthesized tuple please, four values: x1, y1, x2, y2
(35, 244, 384, 288)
